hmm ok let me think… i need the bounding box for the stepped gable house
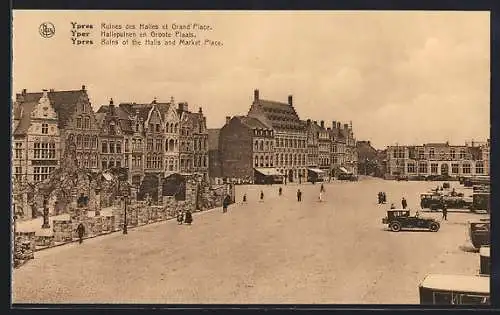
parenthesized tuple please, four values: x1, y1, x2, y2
(219, 115, 279, 184)
(305, 120, 330, 181)
(247, 89, 308, 183)
(95, 98, 132, 171)
(13, 86, 100, 183)
(177, 103, 208, 179)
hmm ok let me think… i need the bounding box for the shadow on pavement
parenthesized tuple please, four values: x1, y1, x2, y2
(459, 244, 479, 253)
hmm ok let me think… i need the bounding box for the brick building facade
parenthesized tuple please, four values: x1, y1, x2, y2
(386, 141, 490, 178)
(247, 90, 308, 183)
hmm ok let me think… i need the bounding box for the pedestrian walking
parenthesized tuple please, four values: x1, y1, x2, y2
(319, 190, 323, 202)
(297, 189, 302, 202)
(382, 192, 387, 204)
(401, 197, 407, 209)
(184, 210, 193, 225)
(223, 195, 230, 213)
(442, 204, 448, 221)
(279, 187, 282, 196)
(378, 192, 382, 204)
(242, 193, 247, 203)
(176, 210, 184, 224)
(320, 183, 325, 193)
(260, 190, 264, 202)
(76, 223, 85, 244)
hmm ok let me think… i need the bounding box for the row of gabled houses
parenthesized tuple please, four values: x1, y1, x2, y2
(12, 86, 209, 188)
(207, 89, 358, 184)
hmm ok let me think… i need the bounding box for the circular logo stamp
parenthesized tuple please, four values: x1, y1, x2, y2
(39, 22, 55, 38)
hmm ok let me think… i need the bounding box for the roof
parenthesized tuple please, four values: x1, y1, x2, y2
(251, 99, 304, 132)
(424, 143, 450, 147)
(207, 128, 220, 150)
(308, 168, 325, 173)
(419, 274, 489, 294)
(119, 103, 152, 121)
(97, 104, 133, 134)
(14, 89, 88, 134)
(238, 116, 271, 130)
(254, 168, 282, 176)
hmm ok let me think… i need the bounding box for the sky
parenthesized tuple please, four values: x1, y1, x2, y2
(12, 11, 490, 149)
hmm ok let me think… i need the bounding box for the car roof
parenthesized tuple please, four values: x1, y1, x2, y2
(388, 209, 409, 212)
(420, 274, 489, 294)
(480, 246, 490, 257)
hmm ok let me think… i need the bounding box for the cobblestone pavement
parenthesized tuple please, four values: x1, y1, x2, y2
(12, 178, 487, 304)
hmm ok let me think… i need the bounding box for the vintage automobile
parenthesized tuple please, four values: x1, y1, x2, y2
(468, 220, 490, 249)
(442, 195, 473, 209)
(396, 175, 409, 181)
(479, 246, 490, 275)
(420, 194, 444, 210)
(470, 193, 490, 213)
(419, 274, 490, 305)
(382, 209, 440, 232)
(338, 173, 358, 181)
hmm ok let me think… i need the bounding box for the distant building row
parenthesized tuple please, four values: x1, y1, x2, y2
(208, 89, 358, 184)
(12, 86, 208, 186)
(385, 141, 490, 178)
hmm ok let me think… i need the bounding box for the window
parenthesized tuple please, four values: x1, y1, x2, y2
(116, 159, 121, 168)
(33, 142, 56, 159)
(135, 123, 140, 132)
(109, 141, 115, 153)
(84, 117, 90, 129)
(459, 149, 466, 159)
(101, 158, 107, 169)
(450, 149, 456, 159)
(124, 156, 128, 167)
(83, 135, 90, 148)
(451, 163, 459, 174)
(429, 148, 435, 159)
(407, 163, 416, 173)
(156, 139, 162, 152)
(41, 123, 48, 134)
(14, 143, 22, 159)
(33, 166, 54, 182)
(101, 141, 108, 153)
(116, 141, 122, 153)
(125, 139, 129, 152)
(259, 155, 264, 167)
(91, 154, 97, 168)
(476, 161, 484, 174)
(463, 163, 471, 174)
(76, 135, 82, 148)
(431, 163, 438, 174)
(254, 141, 258, 151)
(92, 136, 98, 148)
(109, 159, 115, 168)
(15, 166, 22, 175)
(76, 117, 82, 128)
(147, 139, 153, 151)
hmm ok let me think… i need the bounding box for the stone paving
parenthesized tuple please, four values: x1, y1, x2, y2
(12, 177, 488, 304)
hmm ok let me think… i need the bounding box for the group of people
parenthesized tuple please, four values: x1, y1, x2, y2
(388, 196, 448, 221)
(177, 210, 193, 225)
(377, 192, 387, 204)
(245, 184, 326, 203)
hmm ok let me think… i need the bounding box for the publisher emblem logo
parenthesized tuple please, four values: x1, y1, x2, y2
(39, 22, 55, 38)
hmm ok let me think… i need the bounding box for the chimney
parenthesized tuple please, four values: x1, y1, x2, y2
(178, 103, 184, 112)
(332, 121, 336, 129)
(288, 95, 293, 106)
(81, 85, 86, 91)
(199, 107, 203, 114)
(152, 97, 157, 104)
(307, 119, 311, 125)
(22, 89, 27, 95)
(337, 122, 341, 129)
(225, 116, 231, 124)
(254, 89, 259, 101)
(344, 123, 349, 130)
(313, 120, 317, 125)
(320, 121, 324, 128)
(49, 88, 55, 92)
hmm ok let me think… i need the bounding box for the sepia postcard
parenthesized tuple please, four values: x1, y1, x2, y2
(11, 10, 491, 306)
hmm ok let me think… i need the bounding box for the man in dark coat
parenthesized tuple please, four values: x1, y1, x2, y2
(442, 204, 448, 221)
(260, 191, 264, 202)
(222, 195, 230, 213)
(76, 223, 85, 244)
(320, 184, 325, 193)
(279, 187, 282, 196)
(184, 210, 193, 225)
(401, 197, 408, 209)
(297, 189, 302, 202)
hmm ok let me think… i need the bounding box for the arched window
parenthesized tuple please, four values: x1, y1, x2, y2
(259, 155, 264, 167)
(101, 157, 107, 169)
(76, 135, 82, 148)
(254, 156, 258, 167)
(92, 136, 98, 148)
(169, 139, 175, 152)
(170, 123, 174, 133)
(254, 140, 259, 151)
(165, 139, 169, 151)
(109, 158, 115, 168)
(259, 140, 264, 151)
(174, 123, 178, 133)
(83, 135, 90, 148)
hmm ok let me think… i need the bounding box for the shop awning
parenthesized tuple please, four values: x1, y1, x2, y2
(254, 168, 282, 176)
(308, 168, 325, 174)
(339, 167, 349, 174)
(102, 172, 114, 181)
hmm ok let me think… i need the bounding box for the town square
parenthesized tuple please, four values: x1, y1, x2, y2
(11, 11, 490, 305)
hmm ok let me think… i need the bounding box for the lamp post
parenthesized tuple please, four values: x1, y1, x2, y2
(94, 187, 101, 216)
(123, 195, 128, 235)
(41, 196, 50, 229)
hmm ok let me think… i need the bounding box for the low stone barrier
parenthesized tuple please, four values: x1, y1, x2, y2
(35, 235, 55, 247)
(14, 232, 36, 267)
(53, 220, 73, 242)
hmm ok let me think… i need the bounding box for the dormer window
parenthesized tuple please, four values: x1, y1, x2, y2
(41, 123, 48, 134)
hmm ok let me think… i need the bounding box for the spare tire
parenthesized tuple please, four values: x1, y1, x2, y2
(429, 222, 440, 232)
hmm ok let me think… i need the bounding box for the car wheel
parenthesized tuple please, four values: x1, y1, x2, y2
(429, 222, 440, 232)
(390, 222, 401, 232)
